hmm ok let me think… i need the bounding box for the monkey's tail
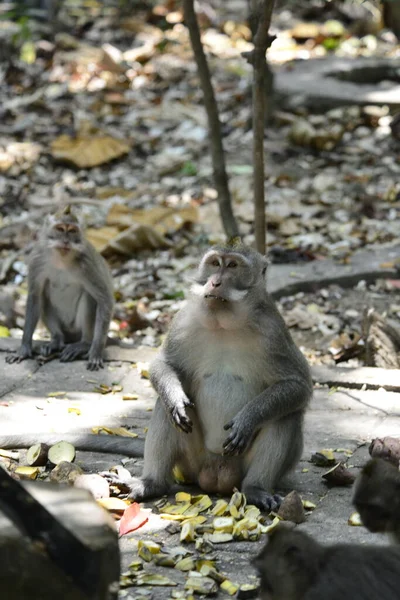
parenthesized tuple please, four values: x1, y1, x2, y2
(0, 433, 144, 457)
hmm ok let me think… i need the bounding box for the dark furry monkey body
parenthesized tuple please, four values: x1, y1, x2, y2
(353, 458, 400, 543)
(254, 526, 400, 600)
(6, 206, 114, 371)
(124, 244, 313, 510)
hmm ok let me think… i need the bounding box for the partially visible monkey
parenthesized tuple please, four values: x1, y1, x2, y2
(254, 526, 400, 600)
(117, 243, 312, 510)
(353, 458, 400, 543)
(6, 206, 114, 371)
(0, 432, 144, 457)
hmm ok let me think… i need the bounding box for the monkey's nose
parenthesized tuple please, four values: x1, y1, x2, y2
(212, 280, 221, 287)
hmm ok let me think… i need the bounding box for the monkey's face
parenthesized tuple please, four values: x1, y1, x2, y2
(352, 459, 400, 534)
(191, 247, 267, 309)
(356, 503, 391, 533)
(47, 217, 84, 256)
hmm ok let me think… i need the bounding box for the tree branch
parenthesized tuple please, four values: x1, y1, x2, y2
(183, 0, 239, 239)
(250, 0, 275, 254)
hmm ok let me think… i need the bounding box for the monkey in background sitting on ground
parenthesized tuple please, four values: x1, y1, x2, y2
(254, 525, 400, 600)
(115, 242, 313, 510)
(6, 205, 114, 371)
(353, 457, 400, 543)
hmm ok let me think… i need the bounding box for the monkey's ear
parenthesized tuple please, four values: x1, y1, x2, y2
(262, 255, 270, 277)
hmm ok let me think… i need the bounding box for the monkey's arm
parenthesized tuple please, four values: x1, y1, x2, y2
(81, 247, 114, 370)
(150, 351, 194, 433)
(223, 337, 312, 456)
(5, 258, 42, 364)
(0, 433, 144, 457)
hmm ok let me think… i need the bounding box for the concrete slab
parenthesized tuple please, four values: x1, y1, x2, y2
(0, 337, 399, 598)
(268, 243, 400, 298)
(275, 56, 400, 109)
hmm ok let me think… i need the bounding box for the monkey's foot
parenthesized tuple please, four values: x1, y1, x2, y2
(59, 342, 90, 363)
(40, 340, 63, 357)
(243, 485, 283, 512)
(87, 355, 104, 371)
(124, 477, 170, 501)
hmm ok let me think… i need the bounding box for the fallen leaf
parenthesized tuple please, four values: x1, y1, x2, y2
(123, 393, 139, 401)
(51, 132, 130, 168)
(15, 466, 39, 480)
(107, 204, 198, 235)
(92, 426, 138, 438)
(348, 512, 362, 526)
(97, 497, 130, 513)
(0, 326, 10, 337)
(119, 502, 149, 536)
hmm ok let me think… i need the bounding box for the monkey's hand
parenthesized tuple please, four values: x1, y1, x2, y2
(5, 344, 33, 364)
(167, 393, 194, 434)
(223, 412, 255, 456)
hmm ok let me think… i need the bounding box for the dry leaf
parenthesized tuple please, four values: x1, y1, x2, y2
(106, 204, 198, 235)
(348, 512, 362, 526)
(101, 223, 171, 255)
(98, 497, 130, 513)
(15, 466, 39, 480)
(92, 426, 138, 438)
(51, 133, 130, 168)
(123, 393, 139, 401)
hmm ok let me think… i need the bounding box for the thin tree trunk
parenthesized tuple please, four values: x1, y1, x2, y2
(249, 0, 275, 254)
(183, 0, 239, 239)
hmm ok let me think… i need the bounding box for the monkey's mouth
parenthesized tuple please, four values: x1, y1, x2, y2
(204, 294, 228, 302)
(56, 246, 72, 256)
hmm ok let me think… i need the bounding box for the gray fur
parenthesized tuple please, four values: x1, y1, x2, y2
(6, 209, 114, 371)
(127, 245, 313, 509)
(0, 433, 144, 457)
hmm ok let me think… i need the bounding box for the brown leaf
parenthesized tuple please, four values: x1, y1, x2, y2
(51, 134, 130, 168)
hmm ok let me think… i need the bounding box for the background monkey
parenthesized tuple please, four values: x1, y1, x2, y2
(0, 432, 144, 457)
(254, 526, 400, 600)
(119, 243, 313, 510)
(6, 206, 114, 371)
(353, 458, 400, 543)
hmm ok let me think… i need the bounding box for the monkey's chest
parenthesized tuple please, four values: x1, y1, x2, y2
(190, 339, 266, 454)
(44, 272, 86, 329)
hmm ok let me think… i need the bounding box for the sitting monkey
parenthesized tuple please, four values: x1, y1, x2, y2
(120, 243, 313, 510)
(6, 206, 114, 371)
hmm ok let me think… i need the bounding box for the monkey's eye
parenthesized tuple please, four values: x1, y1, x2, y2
(67, 225, 79, 233)
(55, 225, 66, 233)
(211, 259, 219, 267)
(227, 261, 237, 268)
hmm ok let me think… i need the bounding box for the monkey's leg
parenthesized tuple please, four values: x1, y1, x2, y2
(242, 412, 304, 512)
(40, 299, 66, 357)
(59, 294, 95, 364)
(5, 290, 40, 364)
(83, 293, 112, 371)
(126, 400, 203, 501)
